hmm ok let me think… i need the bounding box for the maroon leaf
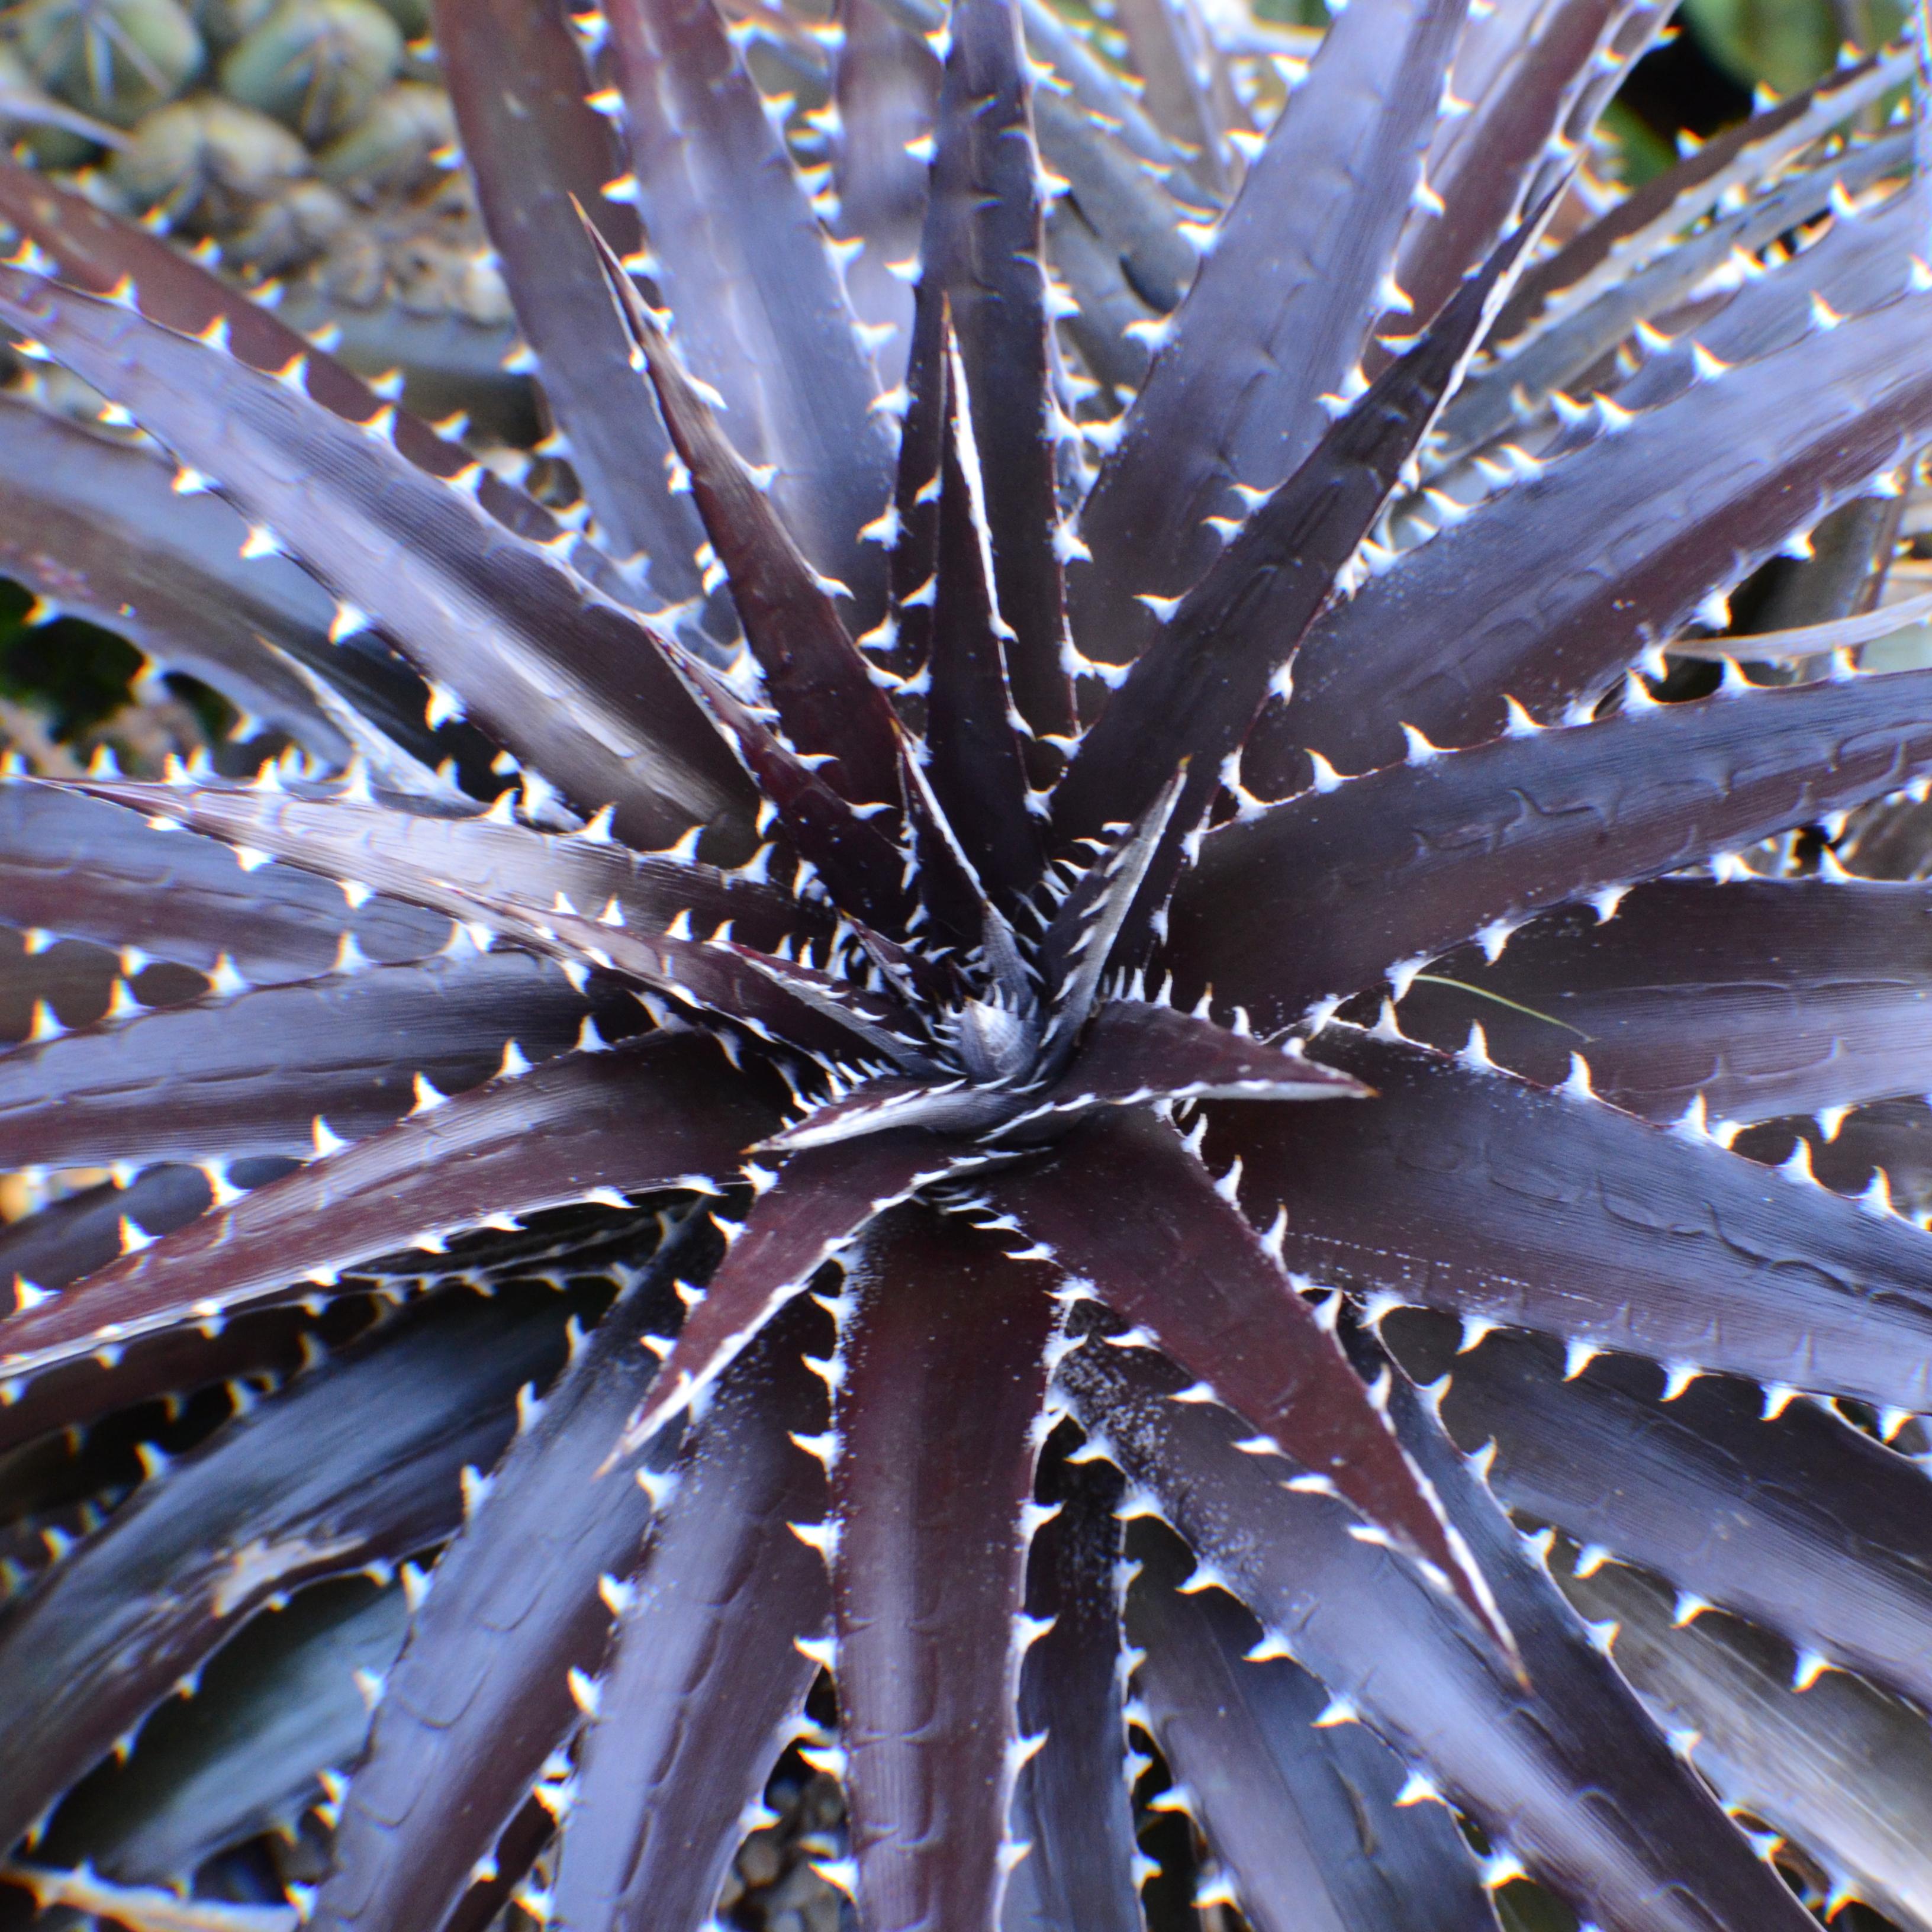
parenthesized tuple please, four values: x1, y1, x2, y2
(1441, 1328, 1932, 1715)
(0, 269, 750, 851)
(1007, 1445, 1142, 1932)
(990, 1106, 1509, 1651)
(923, 324, 1050, 906)
(0, 1033, 784, 1382)
(1051, 207, 1546, 862)
(832, 1203, 1061, 1932)
(310, 1237, 690, 1932)
(52, 775, 823, 962)
(0, 948, 632, 1170)
(1067, 0, 1467, 672)
(1394, 877, 1932, 1127)
(918, 0, 1074, 741)
(1057, 1322, 1816, 1932)
(0, 783, 450, 985)
(603, 0, 896, 624)
(1212, 1027, 1932, 1416)
(433, 0, 710, 606)
(1254, 279, 1932, 791)
(549, 1295, 832, 1932)
(611, 1131, 986, 1461)
(1125, 1522, 1496, 1932)
(0, 1290, 568, 1858)
(582, 217, 907, 812)
(1176, 669, 1932, 1030)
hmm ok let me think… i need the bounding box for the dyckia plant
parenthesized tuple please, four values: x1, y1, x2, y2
(9, 0, 1932, 1927)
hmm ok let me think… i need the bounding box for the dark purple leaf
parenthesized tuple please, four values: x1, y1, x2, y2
(1055, 1324, 1815, 1932)
(991, 1107, 1508, 1650)
(1126, 1522, 1496, 1932)
(1177, 670, 1932, 1029)
(0, 783, 450, 985)
(1439, 1327, 1932, 1714)
(1433, 133, 1914, 469)
(550, 1295, 832, 1932)
(0, 948, 635, 1170)
(53, 776, 823, 962)
(0, 155, 627, 593)
(433, 0, 710, 609)
(1386, 0, 1660, 346)
(832, 1203, 1060, 1932)
(923, 325, 1050, 907)
(1211, 1028, 1932, 1416)
(1487, 48, 1891, 346)
(612, 1131, 986, 1461)
(1051, 208, 1544, 866)
(0, 1033, 784, 1383)
(919, 0, 1074, 741)
(1393, 877, 1932, 1127)
(1254, 278, 1932, 791)
(1006, 1444, 1141, 1932)
(38, 1577, 409, 1887)
(310, 1234, 690, 1932)
(1006, 1000, 1370, 1139)
(0, 398, 349, 760)
(0, 269, 751, 851)
(584, 218, 908, 813)
(1067, 0, 1466, 671)
(832, 0, 938, 392)
(658, 647, 914, 932)
(1562, 1556, 1932, 1928)
(603, 0, 896, 625)
(0, 1290, 567, 1857)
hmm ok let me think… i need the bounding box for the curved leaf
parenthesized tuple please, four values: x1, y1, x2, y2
(53, 777, 822, 961)
(40, 1577, 409, 1886)
(1212, 1028, 1932, 1415)
(1006, 1445, 1142, 1932)
(991, 1106, 1506, 1648)
(1067, 0, 1466, 670)
(614, 1131, 986, 1460)
(833, 1203, 1060, 1932)
(1126, 1522, 1496, 1932)
(1394, 877, 1932, 1126)
(1441, 1328, 1932, 1713)
(1056, 1324, 1814, 1932)
(0, 948, 633, 1169)
(0, 1033, 784, 1383)
(549, 1295, 831, 1932)
(0, 783, 450, 984)
(0, 269, 749, 850)
(433, 0, 710, 606)
(310, 1235, 690, 1932)
(0, 1290, 568, 1856)
(603, 0, 896, 624)
(1051, 210, 1542, 865)
(1177, 670, 1932, 1028)
(1564, 1559, 1932, 1929)
(584, 223, 907, 813)
(1254, 279, 1932, 791)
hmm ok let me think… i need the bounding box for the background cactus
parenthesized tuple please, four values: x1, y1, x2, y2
(1, 1, 1932, 1931)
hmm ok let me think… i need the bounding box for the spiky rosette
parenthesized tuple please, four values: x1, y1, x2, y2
(3, 0, 1932, 1928)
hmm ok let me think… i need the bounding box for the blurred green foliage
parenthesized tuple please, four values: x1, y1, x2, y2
(1685, 0, 1902, 95)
